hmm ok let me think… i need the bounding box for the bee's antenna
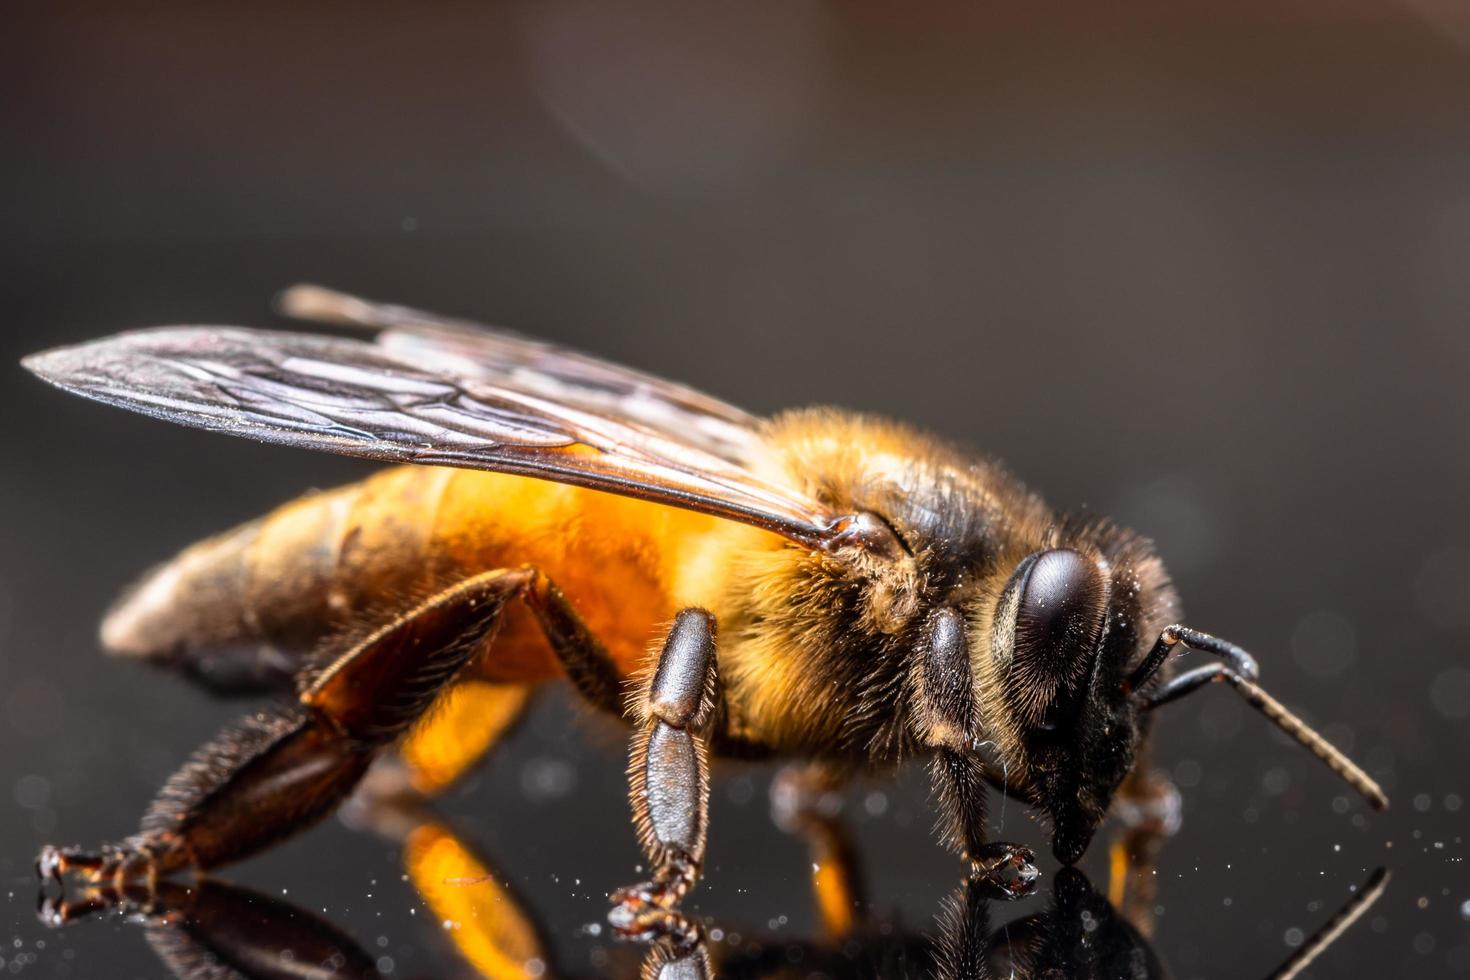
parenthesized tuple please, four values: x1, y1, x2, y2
(1267, 867, 1390, 980)
(1131, 626, 1388, 811)
(1124, 625, 1258, 692)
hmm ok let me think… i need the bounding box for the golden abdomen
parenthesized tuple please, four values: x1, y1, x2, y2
(102, 465, 727, 688)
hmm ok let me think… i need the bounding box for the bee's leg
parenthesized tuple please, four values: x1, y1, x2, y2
(1106, 755, 1179, 936)
(366, 568, 626, 803)
(363, 680, 535, 802)
(608, 609, 719, 950)
(521, 569, 631, 716)
(931, 750, 1039, 900)
(771, 763, 867, 938)
(917, 608, 1038, 899)
(37, 568, 534, 887)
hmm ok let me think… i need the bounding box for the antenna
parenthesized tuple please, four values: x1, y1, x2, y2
(1134, 625, 1388, 811)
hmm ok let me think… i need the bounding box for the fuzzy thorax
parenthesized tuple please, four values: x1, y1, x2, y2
(683, 409, 1024, 761)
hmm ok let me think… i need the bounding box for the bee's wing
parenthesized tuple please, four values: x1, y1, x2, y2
(23, 325, 841, 547)
(277, 284, 763, 467)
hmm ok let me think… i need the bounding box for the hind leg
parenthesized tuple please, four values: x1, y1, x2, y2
(41, 563, 638, 886)
(41, 568, 548, 885)
(371, 567, 630, 801)
(39, 567, 532, 885)
(339, 677, 535, 844)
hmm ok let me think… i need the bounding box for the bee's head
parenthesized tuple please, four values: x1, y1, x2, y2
(981, 538, 1175, 864)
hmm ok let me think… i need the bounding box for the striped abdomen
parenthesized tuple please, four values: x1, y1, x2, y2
(102, 465, 727, 694)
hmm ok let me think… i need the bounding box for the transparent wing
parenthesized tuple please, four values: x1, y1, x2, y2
(23, 325, 841, 547)
(278, 284, 763, 466)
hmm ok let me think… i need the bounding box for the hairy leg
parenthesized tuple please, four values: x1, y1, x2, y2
(40, 560, 644, 886)
(916, 608, 1039, 898)
(40, 568, 531, 885)
(608, 609, 720, 953)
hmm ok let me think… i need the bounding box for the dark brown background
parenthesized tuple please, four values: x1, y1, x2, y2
(3, 3, 1468, 977)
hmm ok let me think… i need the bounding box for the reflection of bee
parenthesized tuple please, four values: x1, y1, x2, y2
(38, 795, 1388, 980)
(26, 286, 1385, 943)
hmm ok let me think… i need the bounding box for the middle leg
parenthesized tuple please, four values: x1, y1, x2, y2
(608, 608, 720, 952)
(770, 762, 867, 940)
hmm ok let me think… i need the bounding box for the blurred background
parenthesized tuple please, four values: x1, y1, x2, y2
(3, 2, 1469, 977)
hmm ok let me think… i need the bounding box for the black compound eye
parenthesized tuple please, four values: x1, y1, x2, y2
(1015, 549, 1108, 657)
(993, 548, 1110, 734)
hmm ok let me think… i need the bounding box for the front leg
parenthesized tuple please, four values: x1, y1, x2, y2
(931, 750, 1038, 898)
(918, 608, 1039, 899)
(608, 609, 719, 954)
(1106, 759, 1180, 936)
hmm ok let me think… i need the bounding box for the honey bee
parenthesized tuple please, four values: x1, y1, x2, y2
(24, 286, 1386, 948)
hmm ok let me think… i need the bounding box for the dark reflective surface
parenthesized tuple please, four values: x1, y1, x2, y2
(31, 796, 1388, 980)
(5, 3, 1470, 977)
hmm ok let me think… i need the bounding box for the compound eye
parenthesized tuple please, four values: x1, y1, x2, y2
(994, 548, 1110, 732)
(1015, 549, 1108, 657)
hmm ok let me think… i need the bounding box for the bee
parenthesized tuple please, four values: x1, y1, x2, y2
(24, 286, 1386, 946)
